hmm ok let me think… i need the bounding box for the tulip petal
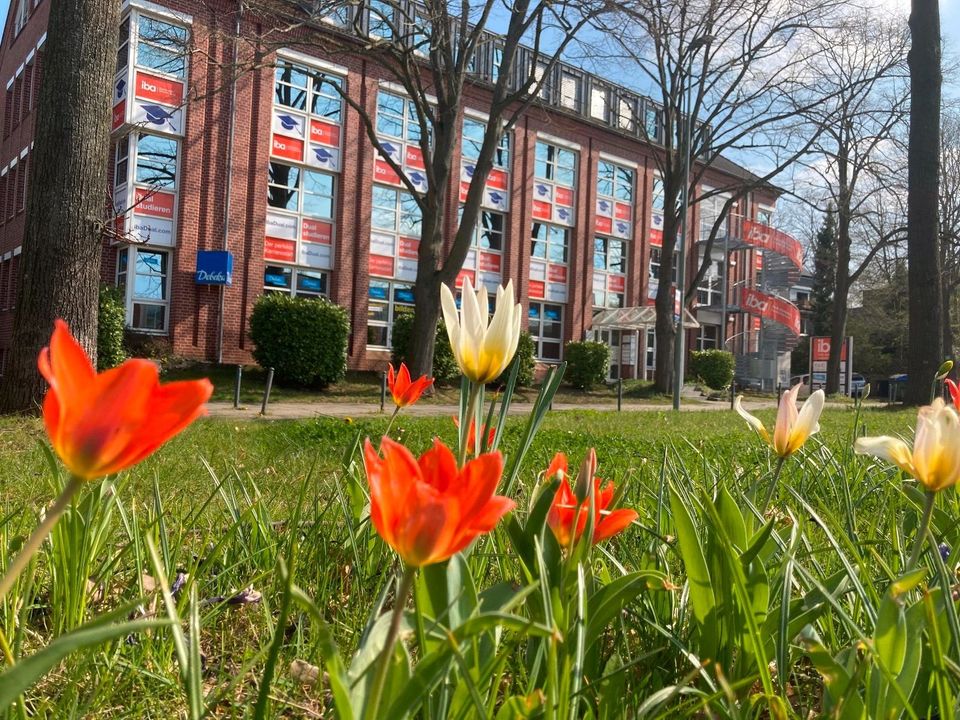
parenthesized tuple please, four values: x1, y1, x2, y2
(545, 452, 567, 481)
(773, 384, 801, 456)
(440, 283, 462, 364)
(454, 451, 504, 521)
(594, 508, 638, 543)
(854, 435, 915, 476)
(734, 396, 770, 445)
(418, 438, 459, 493)
(785, 389, 824, 455)
(449, 495, 515, 557)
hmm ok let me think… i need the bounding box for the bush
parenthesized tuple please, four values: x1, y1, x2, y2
(391, 309, 460, 384)
(497, 331, 536, 387)
(97, 285, 127, 371)
(690, 349, 734, 390)
(249, 293, 349, 387)
(564, 340, 610, 389)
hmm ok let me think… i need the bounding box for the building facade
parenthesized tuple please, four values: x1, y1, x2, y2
(0, 0, 803, 387)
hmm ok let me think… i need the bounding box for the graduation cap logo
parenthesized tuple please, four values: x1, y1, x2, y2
(140, 104, 178, 132)
(115, 79, 126, 100)
(276, 114, 301, 132)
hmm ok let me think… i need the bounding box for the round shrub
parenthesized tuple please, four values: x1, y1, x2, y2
(689, 349, 734, 390)
(97, 284, 127, 371)
(249, 293, 349, 388)
(564, 340, 610, 389)
(391, 309, 459, 384)
(497, 330, 536, 387)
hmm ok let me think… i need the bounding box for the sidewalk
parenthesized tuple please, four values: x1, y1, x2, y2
(207, 395, 795, 420)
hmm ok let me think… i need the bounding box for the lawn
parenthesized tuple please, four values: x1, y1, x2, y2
(1, 403, 954, 718)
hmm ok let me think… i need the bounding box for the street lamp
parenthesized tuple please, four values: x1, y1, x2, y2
(673, 34, 713, 411)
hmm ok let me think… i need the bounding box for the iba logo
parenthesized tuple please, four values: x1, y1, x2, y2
(743, 292, 768, 313)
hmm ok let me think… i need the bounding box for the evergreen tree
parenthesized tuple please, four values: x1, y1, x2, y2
(811, 209, 837, 337)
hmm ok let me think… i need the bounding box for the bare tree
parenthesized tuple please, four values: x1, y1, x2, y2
(243, 0, 614, 379)
(0, 0, 122, 413)
(793, 10, 909, 394)
(938, 106, 960, 362)
(905, 0, 943, 404)
(608, 0, 846, 394)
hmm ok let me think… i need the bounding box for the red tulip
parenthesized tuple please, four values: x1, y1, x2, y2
(38, 319, 213, 481)
(388, 362, 433, 408)
(946, 379, 960, 412)
(453, 416, 496, 456)
(363, 437, 515, 567)
(545, 452, 637, 547)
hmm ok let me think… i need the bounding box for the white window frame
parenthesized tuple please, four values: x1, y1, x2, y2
(117, 245, 171, 333)
(367, 279, 414, 349)
(461, 116, 510, 169)
(263, 265, 329, 298)
(529, 301, 564, 362)
(593, 236, 627, 309)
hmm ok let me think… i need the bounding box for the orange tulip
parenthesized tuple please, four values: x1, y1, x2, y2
(38, 319, 213, 481)
(453, 416, 496, 455)
(545, 452, 637, 547)
(363, 436, 515, 567)
(388, 362, 433, 408)
(946, 379, 960, 412)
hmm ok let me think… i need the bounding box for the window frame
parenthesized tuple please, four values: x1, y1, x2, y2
(117, 245, 172, 333)
(528, 301, 564, 362)
(367, 279, 415, 349)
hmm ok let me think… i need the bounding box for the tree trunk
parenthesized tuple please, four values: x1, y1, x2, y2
(409, 275, 442, 380)
(943, 277, 955, 362)
(825, 273, 849, 396)
(653, 212, 680, 395)
(905, 0, 943, 405)
(0, 0, 119, 413)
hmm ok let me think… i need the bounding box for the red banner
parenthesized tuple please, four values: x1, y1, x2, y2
(529, 280, 545, 299)
(302, 219, 333, 245)
(595, 215, 612, 234)
(811, 336, 847, 362)
(271, 134, 303, 162)
(310, 120, 341, 147)
(133, 188, 175, 219)
(264, 237, 296, 263)
(369, 254, 394, 277)
(742, 220, 803, 269)
(532, 200, 552, 220)
(135, 71, 184, 107)
(741, 287, 800, 335)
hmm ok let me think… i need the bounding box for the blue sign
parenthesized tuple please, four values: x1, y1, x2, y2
(195, 251, 233, 286)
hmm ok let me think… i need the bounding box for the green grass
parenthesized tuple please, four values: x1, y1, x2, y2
(1, 404, 952, 717)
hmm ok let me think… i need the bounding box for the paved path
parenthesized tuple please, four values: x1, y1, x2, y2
(207, 395, 839, 420)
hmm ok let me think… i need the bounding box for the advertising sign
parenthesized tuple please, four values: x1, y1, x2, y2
(809, 336, 854, 395)
(741, 287, 801, 335)
(195, 250, 233, 285)
(741, 219, 803, 269)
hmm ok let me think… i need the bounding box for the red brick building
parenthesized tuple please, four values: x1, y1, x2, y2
(0, 0, 803, 388)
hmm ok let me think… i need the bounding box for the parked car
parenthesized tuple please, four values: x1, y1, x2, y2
(850, 373, 867, 398)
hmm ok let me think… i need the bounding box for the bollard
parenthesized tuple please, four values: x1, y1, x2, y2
(233, 364, 242, 409)
(730, 379, 735, 410)
(380, 370, 387, 413)
(777, 383, 783, 401)
(617, 377, 623, 412)
(260, 367, 275, 415)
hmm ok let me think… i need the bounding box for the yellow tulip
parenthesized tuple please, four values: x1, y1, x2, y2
(855, 398, 960, 492)
(440, 277, 522, 384)
(735, 384, 825, 458)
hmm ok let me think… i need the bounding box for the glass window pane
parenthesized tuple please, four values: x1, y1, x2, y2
(264, 265, 292, 290)
(133, 303, 166, 330)
(541, 342, 561, 360)
(135, 134, 178, 189)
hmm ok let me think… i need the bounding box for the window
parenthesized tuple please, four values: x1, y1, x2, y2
(16, 155, 27, 212)
(117, 247, 170, 332)
(6, 165, 16, 221)
(372, 185, 421, 236)
(14, 0, 29, 35)
(559, 71, 581, 111)
(22, 61, 33, 116)
(757, 208, 774, 226)
(4, 86, 12, 138)
(376, 90, 425, 144)
(531, 222, 568, 264)
(590, 84, 610, 122)
(535, 142, 576, 186)
(696, 257, 723, 307)
(12, 75, 22, 129)
(136, 15, 188, 78)
(645, 328, 656, 376)
(529, 302, 563, 361)
(697, 325, 719, 350)
(117, 16, 130, 73)
(368, 280, 414, 347)
(368, 0, 396, 40)
(617, 95, 637, 132)
(263, 265, 328, 297)
(267, 162, 334, 219)
(597, 161, 633, 204)
(114, 139, 130, 188)
(460, 209, 505, 290)
(593, 237, 626, 309)
(461, 117, 510, 169)
(699, 192, 727, 242)
(649, 248, 678, 286)
(471, 211, 504, 251)
(134, 133, 178, 190)
(643, 103, 661, 141)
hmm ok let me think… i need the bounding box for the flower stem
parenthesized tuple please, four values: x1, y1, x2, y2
(383, 405, 401, 438)
(759, 456, 786, 517)
(365, 566, 416, 720)
(0, 475, 83, 604)
(907, 491, 937, 571)
(458, 382, 482, 467)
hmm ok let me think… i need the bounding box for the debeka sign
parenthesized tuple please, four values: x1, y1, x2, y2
(195, 250, 233, 286)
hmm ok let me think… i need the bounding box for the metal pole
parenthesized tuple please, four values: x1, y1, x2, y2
(720, 232, 730, 347)
(617, 377, 623, 412)
(380, 370, 387, 413)
(730, 378, 735, 410)
(233, 364, 242, 409)
(260, 367, 274, 416)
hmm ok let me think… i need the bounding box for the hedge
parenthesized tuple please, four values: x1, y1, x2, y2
(97, 285, 127, 371)
(249, 293, 349, 387)
(689, 349, 734, 390)
(564, 340, 610, 389)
